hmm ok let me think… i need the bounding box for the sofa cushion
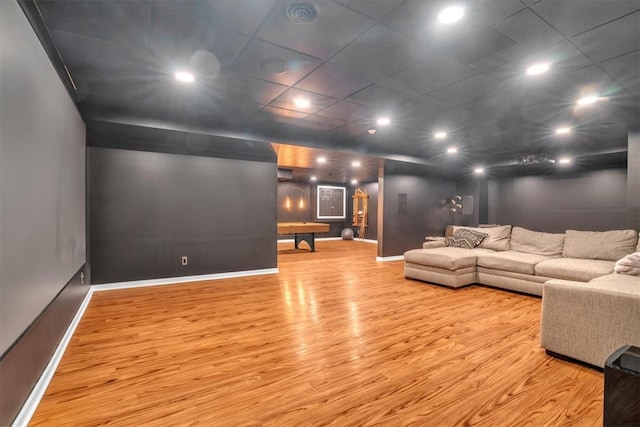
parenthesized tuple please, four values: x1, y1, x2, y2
(562, 229, 638, 261)
(535, 258, 614, 282)
(477, 251, 553, 275)
(637, 232, 640, 252)
(588, 273, 640, 292)
(510, 227, 564, 256)
(404, 247, 494, 271)
(452, 225, 511, 251)
(444, 229, 488, 249)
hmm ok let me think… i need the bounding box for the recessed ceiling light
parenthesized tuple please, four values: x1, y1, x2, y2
(555, 127, 571, 135)
(376, 117, 391, 126)
(526, 63, 550, 76)
(559, 157, 572, 164)
(438, 6, 464, 24)
(434, 132, 447, 139)
(174, 71, 194, 83)
(352, 161, 361, 167)
(576, 95, 600, 106)
(310, 176, 317, 181)
(447, 147, 458, 154)
(293, 97, 311, 108)
(317, 156, 327, 164)
(351, 179, 358, 185)
(367, 128, 377, 135)
(474, 167, 485, 174)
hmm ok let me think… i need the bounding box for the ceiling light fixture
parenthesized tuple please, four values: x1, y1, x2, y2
(310, 176, 317, 181)
(317, 156, 327, 163)
(434, 131, 447, 139)
(367, 127, 377, 135)
(526, 63, 550, 76)
(376, 117, 391, 126)
(555, 127, 571, 135)
(351, 179, 358, 185)
(293, 97, 311, 108)
(559, 157, 572, 164)
(174, 71, 195, 83)
(447, 147, 458, 154)
(438, 6, 464, 24)
(577, 95, 601, 106)
(352, 161, 361, 167)
(474, 167, 485, 174)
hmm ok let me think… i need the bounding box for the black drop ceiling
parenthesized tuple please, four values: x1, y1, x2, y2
(21, 0, 640, 175)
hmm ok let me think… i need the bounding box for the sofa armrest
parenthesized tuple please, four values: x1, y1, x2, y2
(423, 241, 446, 249)
(541, 278, 640, 367)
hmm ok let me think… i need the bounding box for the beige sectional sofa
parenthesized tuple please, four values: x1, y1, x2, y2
(404, 226, 640, 367)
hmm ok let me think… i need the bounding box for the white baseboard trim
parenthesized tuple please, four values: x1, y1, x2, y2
(358, 238, 377, 244)
(93, 268, 279, 291)
(12, 288, 95, 427)
(12, 266, 280, 426)
(376, 255, 404, 262)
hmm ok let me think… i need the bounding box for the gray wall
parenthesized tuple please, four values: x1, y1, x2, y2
(0, 0, 86, 357)
(380, 165, 455, 257)
(488, 168, 629, 232)
(90, 147, 277, 283)
(628, 131, 640, 230)
(0, 0, 87, 424)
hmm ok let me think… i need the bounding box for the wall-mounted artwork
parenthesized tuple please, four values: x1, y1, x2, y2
(317, 185, 345, 219)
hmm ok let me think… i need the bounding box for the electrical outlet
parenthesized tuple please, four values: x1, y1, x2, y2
(181, 256, 188, 265)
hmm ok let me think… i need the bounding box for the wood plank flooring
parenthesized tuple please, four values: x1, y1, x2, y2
(30, 241, 603, 426)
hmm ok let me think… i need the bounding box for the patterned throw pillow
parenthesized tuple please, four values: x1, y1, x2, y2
(445, 229, 488, 249)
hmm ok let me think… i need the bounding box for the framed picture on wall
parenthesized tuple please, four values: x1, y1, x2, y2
(317, 185, 346, 219)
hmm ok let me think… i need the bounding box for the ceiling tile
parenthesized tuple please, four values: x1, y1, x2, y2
(544, 65, 617, 102)
(601, 50, 640, 83)
(333, 0, 405, 20)
(298, 115, 348, 131)
(466, 89, 542, 115)
(572, 11, 640, 62)
(260, 105, 309, 119)
(531, 0, 640, 37)
(155, 0, 280, 36)
(330, 24, 429, 79)
(269, 88, 338, 114)
(472, 9, 565, 70)
(387, 54, 479, 93)
(295, 62, 373, 98)
(37, 0, 152, 49)
(232, 39, 322, 87)
(398, 95, 456, 117)
(256, 1, 374, 60)
(347, 84, 419, 108)
(147, 7, 249, 73)
(218, 76, 289, 105)
(445, 27, 517, 65)
(429, 73, 508, 104)
(315, 101, 370, 121)
(487, 40, 592, 81)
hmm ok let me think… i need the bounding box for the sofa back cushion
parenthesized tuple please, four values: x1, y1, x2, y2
(563, 229, 638, 261)
(453, 225, 512, 251)
(511, 227, 564, 256)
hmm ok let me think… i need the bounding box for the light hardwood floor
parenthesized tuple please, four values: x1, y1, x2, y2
(30, 241, 603, 426)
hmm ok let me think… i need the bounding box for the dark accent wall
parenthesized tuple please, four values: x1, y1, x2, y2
(355, 182, 378, 240)
(277, 182, 312, 223)
(628, 131, 639, 230)
(1, 1, 87, 424)
(0, 267, 89, 427)
(90, 147, 277, 283)
(380, 162, 455, 257)
(488, 168, 628, 232)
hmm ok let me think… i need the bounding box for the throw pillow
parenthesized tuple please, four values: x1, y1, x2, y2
(445, 229, 488, 249)
(614, 252, 640, 276)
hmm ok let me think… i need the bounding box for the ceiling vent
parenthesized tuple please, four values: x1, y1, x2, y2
(285, 1, 318, 24)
